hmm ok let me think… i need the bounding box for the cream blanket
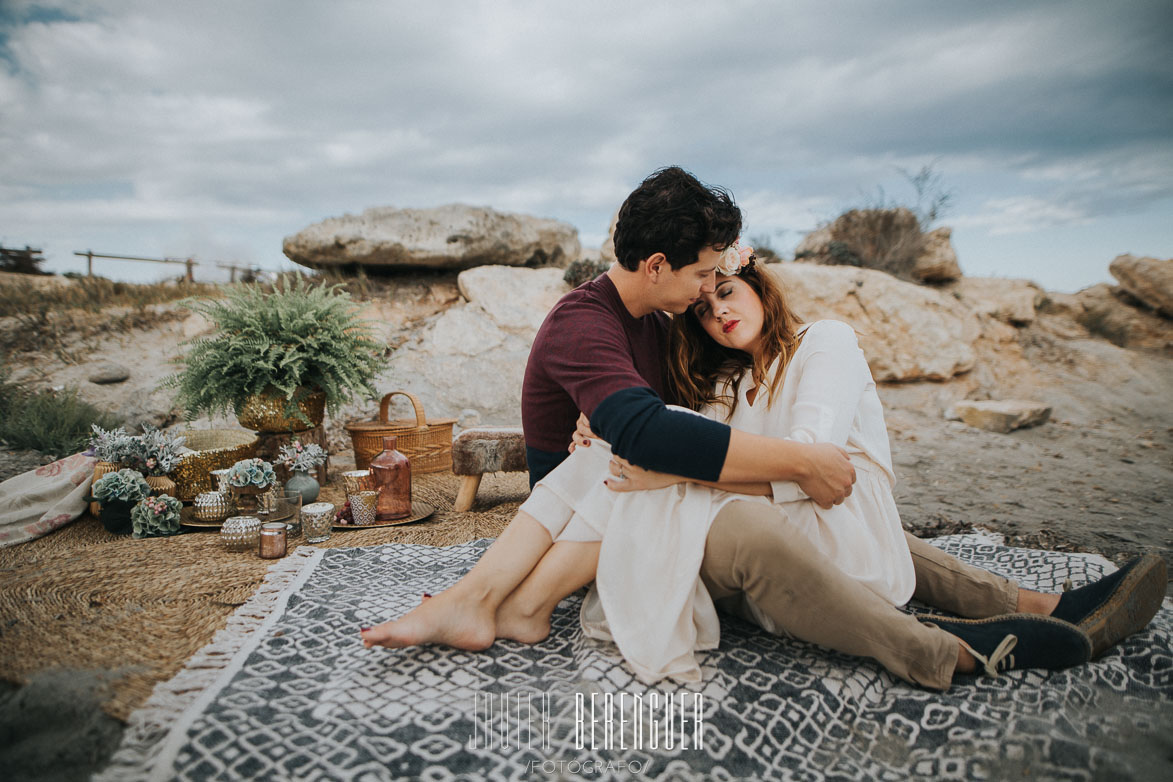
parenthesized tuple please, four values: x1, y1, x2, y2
(0, 452, 94, 548)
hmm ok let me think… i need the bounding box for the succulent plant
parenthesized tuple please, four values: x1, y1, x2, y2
(88, 424, 186, 475)
(92, 468, 151, 503)
(227, 458, 277, 489)
(277, 440, 327, 473)
(88, 424, 139, 465)
(131, 494, 183, 538)
(132, 426, 187, 476)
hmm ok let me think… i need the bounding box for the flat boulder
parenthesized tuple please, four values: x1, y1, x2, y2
(768, 263, 979, 381)
(283, 204, 581, 271)
(1109, 254, 1172, 316)
(953, 399, 1052, 433)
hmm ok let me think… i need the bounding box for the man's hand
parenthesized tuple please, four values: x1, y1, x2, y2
(568, 412, 599, 454)
(798, 443, 855, 508)
(605, 456, 682, 493)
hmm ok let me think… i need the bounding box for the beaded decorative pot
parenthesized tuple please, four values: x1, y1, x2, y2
(237, 390, 326, 433)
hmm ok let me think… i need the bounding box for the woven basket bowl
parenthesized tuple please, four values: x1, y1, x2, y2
(345, 391, 454, 474)
(172, 429, 260, 501)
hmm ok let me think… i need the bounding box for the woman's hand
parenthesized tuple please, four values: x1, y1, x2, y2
(569, 412, 598, 453)
(605, 456, 682, 493)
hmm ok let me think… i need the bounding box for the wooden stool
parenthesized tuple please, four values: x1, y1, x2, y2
(452, 427, 527, 512)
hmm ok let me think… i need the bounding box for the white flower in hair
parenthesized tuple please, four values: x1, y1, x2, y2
(717, 240, 755, 276)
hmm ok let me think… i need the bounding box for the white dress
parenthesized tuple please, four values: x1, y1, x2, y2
(518, 320, 915, 683)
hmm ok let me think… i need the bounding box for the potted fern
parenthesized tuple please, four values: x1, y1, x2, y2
(164, 277, 384, 432)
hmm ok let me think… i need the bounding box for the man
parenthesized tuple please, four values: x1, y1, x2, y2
(520, 165, 1165, 689)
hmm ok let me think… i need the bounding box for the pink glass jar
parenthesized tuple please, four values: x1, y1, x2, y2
(370, 436, 411, 520)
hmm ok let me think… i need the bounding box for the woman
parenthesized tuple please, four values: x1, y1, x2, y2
(361, 244, 917, 683)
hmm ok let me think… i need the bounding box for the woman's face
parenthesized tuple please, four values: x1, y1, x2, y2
(690, 275, 764, 354)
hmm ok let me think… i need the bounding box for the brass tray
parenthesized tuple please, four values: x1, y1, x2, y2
(180, 504, 296, 529)
(333, 502, 434, 529)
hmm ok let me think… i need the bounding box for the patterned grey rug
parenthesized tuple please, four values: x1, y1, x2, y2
(100, 533, 1172, 781)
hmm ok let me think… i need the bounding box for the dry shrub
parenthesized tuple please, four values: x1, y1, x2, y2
(0, 364, 121, 456)
(824, 207, 926, 282)
(0, 277, 220, 358)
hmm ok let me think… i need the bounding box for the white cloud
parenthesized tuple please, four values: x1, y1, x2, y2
(953, 196, 1092, 236)
(0, 0, 1169, 292)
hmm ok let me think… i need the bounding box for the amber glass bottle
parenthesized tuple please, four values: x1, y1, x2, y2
(370, 436, 412, 520)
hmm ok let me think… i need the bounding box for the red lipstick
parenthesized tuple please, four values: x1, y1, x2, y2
(722, 320, 739, 334)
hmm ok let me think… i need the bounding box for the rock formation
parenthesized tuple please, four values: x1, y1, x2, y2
(768, 263, 978, 381)
(1109, 254, 1172, 317)
(913, 227, 962, 283)
(283, 204, 581, 271)
(1041, 284, 1172, 351)
(600, 209, 620, 265)
(374, 267, 569, 425)
(944, 277, 1043, 326)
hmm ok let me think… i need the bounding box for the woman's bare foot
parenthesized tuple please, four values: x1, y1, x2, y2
(361, 589, 495, 650)
(494, 595, 552, 644)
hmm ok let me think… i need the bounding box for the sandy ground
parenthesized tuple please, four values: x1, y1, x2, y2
(0, 287, 1169, 780)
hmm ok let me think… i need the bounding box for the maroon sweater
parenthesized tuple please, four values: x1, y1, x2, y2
(521, 274, 730, 486)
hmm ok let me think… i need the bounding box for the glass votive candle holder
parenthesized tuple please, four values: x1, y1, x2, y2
(221, 515, 262, 552)
(302, 502, 335, 544)
(351, 490, 378, 526)
(258, 484, 282, 514)
(194, 491, 234, 523)
(210, 468, 231, 494)
(274, 490, 303, 537)
(342, 469, 374, 497)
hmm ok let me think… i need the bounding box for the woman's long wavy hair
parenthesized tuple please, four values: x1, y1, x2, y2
(667, 264, 804, 420)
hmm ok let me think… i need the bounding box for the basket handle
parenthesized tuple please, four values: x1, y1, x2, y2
(378, 391, 428, 429)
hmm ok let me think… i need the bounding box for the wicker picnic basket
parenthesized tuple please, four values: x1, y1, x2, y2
(345, 391, 455, 473)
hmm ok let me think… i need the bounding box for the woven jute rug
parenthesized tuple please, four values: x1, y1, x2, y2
(96, 532, 1172, 781)
(0, 470, 530, 721)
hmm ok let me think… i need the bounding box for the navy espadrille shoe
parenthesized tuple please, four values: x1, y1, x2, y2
(921, 614, 1092, 677)
(1050, 553, 1167, 659)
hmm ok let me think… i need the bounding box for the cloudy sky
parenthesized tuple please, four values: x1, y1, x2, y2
(1, 0, 1170, 291)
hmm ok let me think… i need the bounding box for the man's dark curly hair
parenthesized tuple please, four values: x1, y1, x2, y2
(613, 166, 742, 271)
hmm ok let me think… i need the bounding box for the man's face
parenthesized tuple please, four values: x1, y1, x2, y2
(654, 247, 721, 314)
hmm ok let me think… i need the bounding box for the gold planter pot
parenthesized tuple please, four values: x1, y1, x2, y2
(237, 390, 326, 433)
(145, 475, 177, 497)
(89, 461, 118, 516)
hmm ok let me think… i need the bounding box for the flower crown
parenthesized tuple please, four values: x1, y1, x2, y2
(717, 240, 756, 276)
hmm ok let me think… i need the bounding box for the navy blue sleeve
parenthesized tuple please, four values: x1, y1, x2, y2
(590, 387, 730, 482)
